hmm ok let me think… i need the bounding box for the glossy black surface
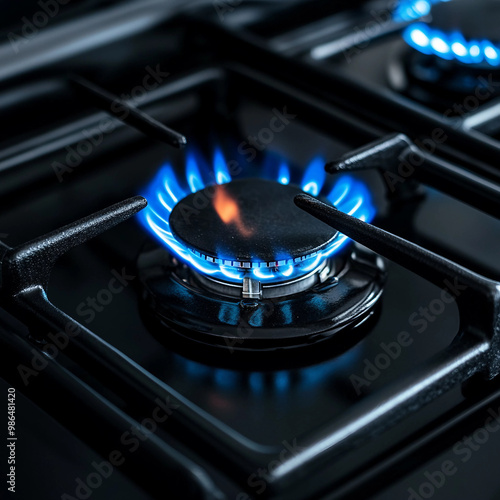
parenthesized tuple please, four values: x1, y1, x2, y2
(1, 2, 500, 499)
(0, 63, 481, 493)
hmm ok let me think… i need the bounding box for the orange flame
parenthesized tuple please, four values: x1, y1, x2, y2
(213, 186, 254, 237)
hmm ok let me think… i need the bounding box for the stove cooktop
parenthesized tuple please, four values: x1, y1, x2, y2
(1, 1, 500, 500)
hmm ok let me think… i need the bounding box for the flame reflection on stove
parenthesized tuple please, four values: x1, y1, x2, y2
(171, 345, 361, 395)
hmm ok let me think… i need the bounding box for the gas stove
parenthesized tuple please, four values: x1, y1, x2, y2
(1, 1, 500, 499)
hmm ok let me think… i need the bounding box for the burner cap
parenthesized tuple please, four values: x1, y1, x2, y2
(431, 0, 500, 42)
(169, 178, 337, 267)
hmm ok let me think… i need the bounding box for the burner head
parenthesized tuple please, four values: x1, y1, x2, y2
(138, 149, 376, 284)
(391, 0, 500, 106)
(137, 149, 383, 361)
(400, 0, 500, 68)
(169, 178, 337, 268)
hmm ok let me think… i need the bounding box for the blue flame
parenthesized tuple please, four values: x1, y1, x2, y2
(395, 0, 500, 67)
(214, 148, 231, 184)
(301, 156, 326, 196)
(139, 148, 375, 283)
(404, 23, 500, 66)
(278, 161, 290, 185)
(393, 0, 445, 22)
(186, 153, 204, 193)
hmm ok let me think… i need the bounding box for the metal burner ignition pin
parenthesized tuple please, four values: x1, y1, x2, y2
(242, 277, 262, 300)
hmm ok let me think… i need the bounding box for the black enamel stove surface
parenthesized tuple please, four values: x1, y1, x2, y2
(1, 2, 500, 500)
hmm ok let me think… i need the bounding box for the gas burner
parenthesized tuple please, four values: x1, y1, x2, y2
(169, 178, 339, 299)
(402, 0, 500, 67)
(390, 0, 500, 106)
(136, 149, 385, 359)
(138, 148, 375, 283)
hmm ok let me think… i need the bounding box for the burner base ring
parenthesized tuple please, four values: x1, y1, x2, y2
(137, 242, 386, 361)
(388, 43, 500, 109)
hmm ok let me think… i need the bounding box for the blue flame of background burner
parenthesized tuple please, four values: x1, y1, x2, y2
(394, 0, 500, 67)
(138, 148, 375, 283)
